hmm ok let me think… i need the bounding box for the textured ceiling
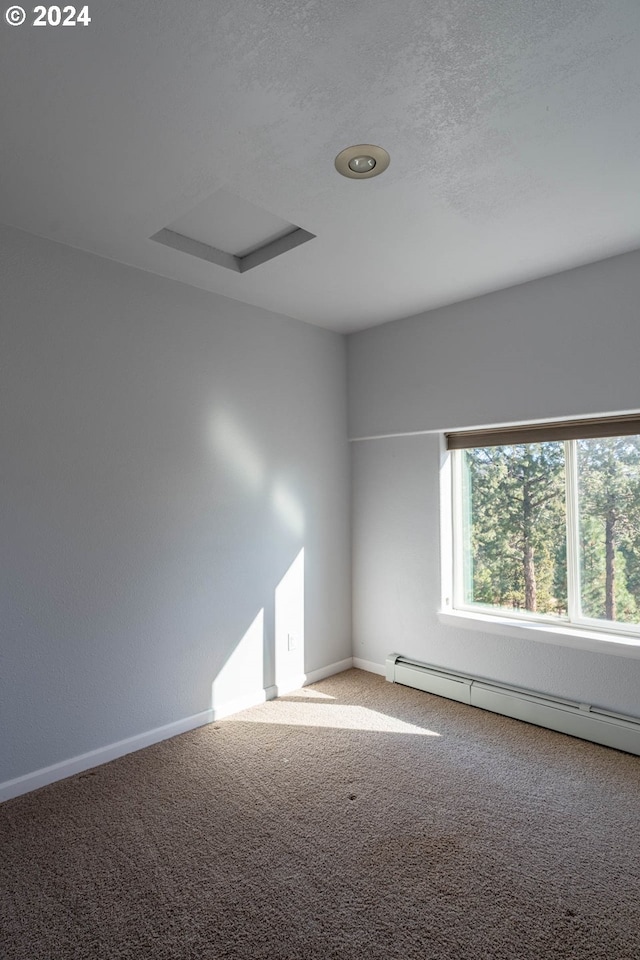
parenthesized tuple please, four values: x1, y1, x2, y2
(1, 0, 639, 332)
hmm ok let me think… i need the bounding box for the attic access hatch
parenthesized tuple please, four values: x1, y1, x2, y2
(150, 188, 315, 273)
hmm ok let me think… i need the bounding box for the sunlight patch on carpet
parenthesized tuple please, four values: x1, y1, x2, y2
(281, 688, 335, 700)
(236, 702, 440, 736)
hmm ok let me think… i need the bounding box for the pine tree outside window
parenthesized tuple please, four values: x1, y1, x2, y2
(449, 417, 640, 635)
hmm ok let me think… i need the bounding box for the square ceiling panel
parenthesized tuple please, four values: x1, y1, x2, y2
(151, 188, 315, 273)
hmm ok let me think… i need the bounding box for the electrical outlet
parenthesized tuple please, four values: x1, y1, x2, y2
(287, 633, 298, 651)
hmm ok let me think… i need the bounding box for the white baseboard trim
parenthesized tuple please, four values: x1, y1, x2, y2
(0, 657, 355, 804)
(0, 709, 214, 804)
(304, 656, 354, 684)
(353, 656, 386, 676)
(273, 657, 354, 696)
(211, 688, 273, 721)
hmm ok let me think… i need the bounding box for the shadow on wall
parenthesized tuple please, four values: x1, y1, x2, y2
(208, 410, 307, 716)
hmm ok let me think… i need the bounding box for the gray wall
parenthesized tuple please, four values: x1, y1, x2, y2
(349, 250, 640, 716)
(0, 224, 351, 783)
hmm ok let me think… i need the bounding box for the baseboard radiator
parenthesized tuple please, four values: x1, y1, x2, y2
(386, 653, 640, 757)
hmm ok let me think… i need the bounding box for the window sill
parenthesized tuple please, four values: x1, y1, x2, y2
(438, 609, 640, 660)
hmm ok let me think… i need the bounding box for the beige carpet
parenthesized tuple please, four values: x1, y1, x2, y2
(2, 668, 640, 959)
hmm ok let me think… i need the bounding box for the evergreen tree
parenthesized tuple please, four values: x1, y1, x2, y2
(578, 436, 640, 621)
(464, 443, 566, 615)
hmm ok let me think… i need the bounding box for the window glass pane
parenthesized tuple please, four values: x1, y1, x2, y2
(577, 436, 640, 625)
(461, 443, 567, 616)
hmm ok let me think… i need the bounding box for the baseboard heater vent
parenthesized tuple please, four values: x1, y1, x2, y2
(386, 653, 640, 757)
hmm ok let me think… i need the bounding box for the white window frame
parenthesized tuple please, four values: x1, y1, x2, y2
(441, 433, 640, 659)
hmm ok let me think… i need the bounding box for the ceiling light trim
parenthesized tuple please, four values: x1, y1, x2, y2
(150, 226, 316, 273)
(335, 144, 390, 179)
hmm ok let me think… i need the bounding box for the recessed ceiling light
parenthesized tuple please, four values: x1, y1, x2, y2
(335, 144, 390, 179)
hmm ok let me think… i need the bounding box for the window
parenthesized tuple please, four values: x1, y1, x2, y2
(449, 416, 640, 635)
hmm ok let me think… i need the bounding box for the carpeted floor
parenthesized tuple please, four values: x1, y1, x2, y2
(2, 668, 640, 959)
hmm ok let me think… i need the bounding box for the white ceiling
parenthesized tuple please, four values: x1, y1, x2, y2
(1, 0, 639, 333)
